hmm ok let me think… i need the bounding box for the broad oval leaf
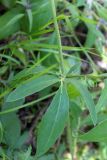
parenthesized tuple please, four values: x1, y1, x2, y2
(79, 119, 107, 142)
(70, 80, 97, 125)
(7, 75, 59, 102)
(36, 85, 69, 157)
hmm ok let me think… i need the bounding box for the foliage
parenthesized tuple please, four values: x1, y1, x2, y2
(0, 0, 107, 159)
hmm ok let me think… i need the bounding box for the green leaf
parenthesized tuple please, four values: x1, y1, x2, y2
(0, 66, 8, 76)
(67, 83, 80, 99)
(38, 154, 54, 160)
(32, 0, 52, 31)
(27, 9, 33, 32)
(79, 119, 107, 142)
(96, 79, 107, 113)
(7, 75, 59, 102)
(85, 28, 96, 48)
(1, 113, 21, 148)
(20, 0, 52, 33)
(0, 100, 23, 148)
(0, 122, 3, 143)
(94, 2, 107, 21)
(70, 80, 97, 125)
(15, 131, 29, 149)
(17, 147, 32, 160)
(41, 32, 58, 67)
(69, 101, 82, 132)
(66, 1, 79, 27)
(36, 85, 69, 157)
(1, 0, 16, 8)
(77, 0, 85, 7)
(17, 0, 33, 32)
(0, 7, 23, 40)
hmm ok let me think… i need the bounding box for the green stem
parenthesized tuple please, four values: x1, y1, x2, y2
(50, 0, 64, 75)
(0, 92, 56, 115)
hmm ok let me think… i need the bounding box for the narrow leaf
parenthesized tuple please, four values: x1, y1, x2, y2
(70, 80, 97, 125)
(27, 9, 33, 32)
(36, 85, 69, 157)
(7, 75, 59, 102)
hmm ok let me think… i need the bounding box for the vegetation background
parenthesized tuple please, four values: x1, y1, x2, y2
(1, 0, 107, 159)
